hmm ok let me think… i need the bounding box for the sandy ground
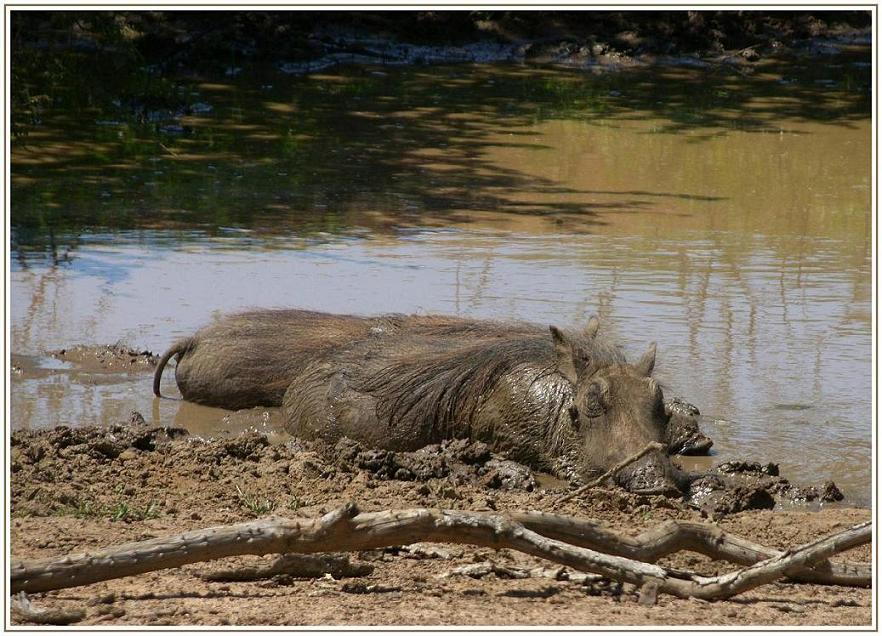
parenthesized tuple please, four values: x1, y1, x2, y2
(9, 420, 872, 628)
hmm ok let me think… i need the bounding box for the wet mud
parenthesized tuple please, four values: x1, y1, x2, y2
(9, 425, 546, 520)
(47, 344, 159, 373)
(687, 461, 845, 520)
(13, 344, 158, 380)
(10, 417, 838, 521)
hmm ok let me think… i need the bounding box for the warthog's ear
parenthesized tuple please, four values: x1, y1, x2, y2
(635, 342, 657, 377)
(549, 326, 578, 384)
(584, 316, 600, 339)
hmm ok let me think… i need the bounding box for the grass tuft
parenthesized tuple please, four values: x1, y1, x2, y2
(236, 485, 276, 516)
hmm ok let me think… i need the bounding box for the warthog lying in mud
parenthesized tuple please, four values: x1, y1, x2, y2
(155, 310, 709, 495)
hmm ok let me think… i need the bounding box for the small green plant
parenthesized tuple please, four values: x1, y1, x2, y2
(71, 499, 101, 519)
(287, 495, 306, 512)
(140, 500, 160, 520)
(63, 498, 159, 521)
(236, 485, 275, 516)
(110, 502, 130, 522)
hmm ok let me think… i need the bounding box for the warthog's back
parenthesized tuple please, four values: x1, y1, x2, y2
(171, 309, 375, 409)
(161, 309, 538, 410)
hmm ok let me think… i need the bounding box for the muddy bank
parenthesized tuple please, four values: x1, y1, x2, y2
(7, 419, 848, 519)
(10, 422, 871, 626)
(12, 344, 158, 378)
(48, 344, 159, 373)
(266, 16, 872, 77)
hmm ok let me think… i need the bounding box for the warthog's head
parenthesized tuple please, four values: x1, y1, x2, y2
(550, 318, 684, 497)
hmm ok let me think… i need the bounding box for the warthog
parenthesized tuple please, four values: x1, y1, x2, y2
(154, 310, 699, 495)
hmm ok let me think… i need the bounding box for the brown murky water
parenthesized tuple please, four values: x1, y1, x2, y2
(10, 54, 872, 503)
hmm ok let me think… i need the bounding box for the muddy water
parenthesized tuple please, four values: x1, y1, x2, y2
(10, 54, 872, 504)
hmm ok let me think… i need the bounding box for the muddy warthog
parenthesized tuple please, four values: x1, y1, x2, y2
(153, 309, 700, 495)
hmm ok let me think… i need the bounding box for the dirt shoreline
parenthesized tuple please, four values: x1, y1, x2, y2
(9, 421, 872, 626)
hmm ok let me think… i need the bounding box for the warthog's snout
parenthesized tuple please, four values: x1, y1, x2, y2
(681, 434, 714, 455)
(616, 451, 684, 498)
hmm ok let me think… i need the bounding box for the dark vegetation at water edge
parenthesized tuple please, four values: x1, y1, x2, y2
(10, 10, 871, 130)
(11, 10, 872, 69)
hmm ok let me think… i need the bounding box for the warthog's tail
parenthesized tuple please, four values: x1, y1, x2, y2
(153, 339, 193, 398)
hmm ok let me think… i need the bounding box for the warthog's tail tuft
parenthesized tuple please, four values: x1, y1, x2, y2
(153, 339, 193, 398)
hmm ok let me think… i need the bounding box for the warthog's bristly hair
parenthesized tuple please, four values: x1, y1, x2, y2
(359, 337, 550, 440)
(359, 331, 626, 442)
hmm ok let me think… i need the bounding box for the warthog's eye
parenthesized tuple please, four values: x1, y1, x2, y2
(575, 350, 595, 373)
(580, 382, 606, 418)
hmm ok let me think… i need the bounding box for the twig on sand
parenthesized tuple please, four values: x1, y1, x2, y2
(10, 592, 85, 625)
(509, 511, 869, 587)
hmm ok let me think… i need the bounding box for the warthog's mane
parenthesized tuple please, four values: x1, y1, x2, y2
(357, 326, 625, 441)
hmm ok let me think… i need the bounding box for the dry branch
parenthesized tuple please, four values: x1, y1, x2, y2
(510, 511, 870, 587)
(11, 504, 870, 600)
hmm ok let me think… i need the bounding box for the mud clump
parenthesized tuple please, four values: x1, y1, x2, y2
(821, 481, 845, 502)
(480, 459, 536, 491)
(784, 481, 845, 504)
(223, 433, 271, 461)
(688, 461, 845, 518)
(688, 475, 775, 518)
(717, 460, 780, 477)
(341, 444, 450, 481)
(50, 344, 158, 372)
(325, 438, 535, 491)
(11, 422, 188, 463)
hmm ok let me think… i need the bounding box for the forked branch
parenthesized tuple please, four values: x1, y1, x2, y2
(510, 511, 870, 587)
(11, 504, 870, 600)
